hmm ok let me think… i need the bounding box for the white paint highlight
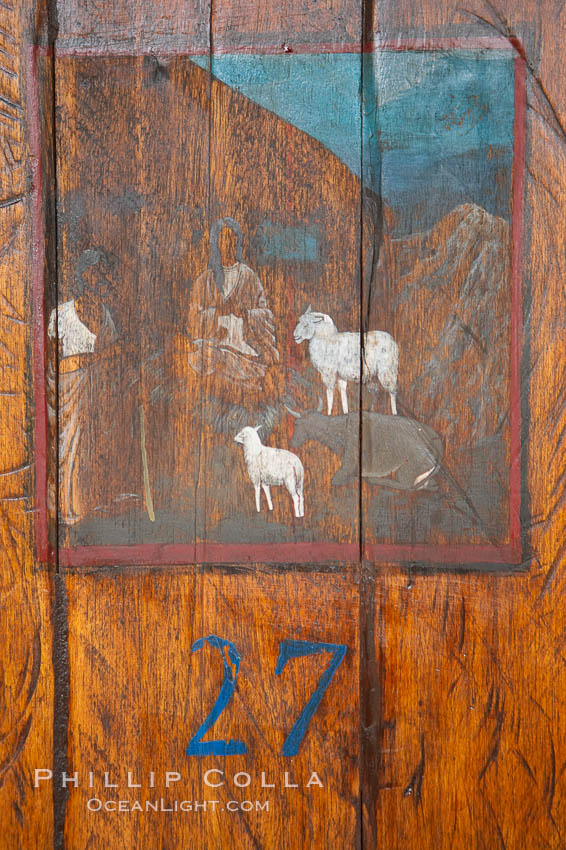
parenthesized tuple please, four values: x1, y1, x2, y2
(47, 300, 96, 357)
(293, 306, 399, 415)
(234, 426, 305, 518)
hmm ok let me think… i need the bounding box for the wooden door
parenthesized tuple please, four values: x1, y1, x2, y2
(1, 0, 565, 847)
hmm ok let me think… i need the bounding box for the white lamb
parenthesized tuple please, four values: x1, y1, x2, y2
(234, 426, 305, 518)
(293, 305, 399, 415)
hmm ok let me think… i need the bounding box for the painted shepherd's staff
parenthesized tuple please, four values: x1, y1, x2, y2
(136, 344, 172, 523)
(138, 355, 155, 523)
(139, 403, 155, 522)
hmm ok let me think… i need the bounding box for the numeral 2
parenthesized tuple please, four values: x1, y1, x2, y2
(187, 636, 347, 757)
(186, 635, 248, 756)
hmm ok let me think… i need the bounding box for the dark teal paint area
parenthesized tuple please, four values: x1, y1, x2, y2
(362, 50, 515, 231)
(191, 49, 515, 232)
(254, 219, 321, 262)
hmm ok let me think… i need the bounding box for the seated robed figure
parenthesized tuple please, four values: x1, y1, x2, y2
(187, 217, 279, 390)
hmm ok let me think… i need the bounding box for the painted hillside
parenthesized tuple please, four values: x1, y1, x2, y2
(376, 202, 511, 451)
(362, 202, 512, 545)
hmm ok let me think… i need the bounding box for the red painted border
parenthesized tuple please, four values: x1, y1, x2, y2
(31, 40, 526, 568)
(363, 543, 519, 566)
(509, 51, 526, 555)
(59, 542, 361, 568)
(58, 541, 518, 569)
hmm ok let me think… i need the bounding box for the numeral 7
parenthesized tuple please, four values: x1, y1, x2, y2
(275, 640, 347, 756)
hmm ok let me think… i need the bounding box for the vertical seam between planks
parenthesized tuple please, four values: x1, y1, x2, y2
(358, 0, 364, 568)
(192, 0, 214, 560)
(49, 7, 60, 576)
(46, 4, 70, 848)
(360, 0, 382, 846)
(358, 1, 365, 848)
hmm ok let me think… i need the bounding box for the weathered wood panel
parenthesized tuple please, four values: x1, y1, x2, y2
(49, 8, 526, 569)
(0, 2, 54, 849)
(9, 0, 565, 848)
(55, 0, 359, 52)
(63, 570, 359, 849)
(49, 5, 363, 850)
(360, 37, 520, 565)
(364, 0, 566, 847)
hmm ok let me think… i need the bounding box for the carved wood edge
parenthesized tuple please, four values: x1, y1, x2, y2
(0, 1, 53, 842)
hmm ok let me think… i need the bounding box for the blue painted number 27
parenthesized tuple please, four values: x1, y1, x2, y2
(186, 636, 347, 758)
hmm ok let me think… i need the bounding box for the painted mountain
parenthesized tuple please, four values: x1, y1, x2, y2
(378, 202, 511, 449)
(361, 202, 512, 546)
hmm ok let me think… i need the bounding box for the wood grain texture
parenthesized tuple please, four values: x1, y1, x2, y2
(51, 0, 363, 843)
(0, 2, 54, 848)
(55, 0, 359, 51)
(365, 1, 566, 848)
(63, 570, 359, 849)
(22, 0, 566, 848)
(199, 0, 363, 551)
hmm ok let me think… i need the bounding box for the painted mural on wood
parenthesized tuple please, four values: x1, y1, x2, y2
(40, 42, 523, 566)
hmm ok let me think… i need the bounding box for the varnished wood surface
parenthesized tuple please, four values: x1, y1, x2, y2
(0, 0, 565, 849)
(364, 0, 566, 846)
(63, 570, 358, 849)
(0, 2, 54, 849)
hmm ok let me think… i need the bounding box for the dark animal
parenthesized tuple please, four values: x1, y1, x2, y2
(288, 409, 443, 489)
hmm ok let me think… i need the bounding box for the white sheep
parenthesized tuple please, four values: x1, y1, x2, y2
(234, 426, 305, 518)
(293, 305, 399, 415)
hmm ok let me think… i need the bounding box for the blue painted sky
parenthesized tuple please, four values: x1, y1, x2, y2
(192, 50, 515, 231)
(193, 53, 363, 174)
